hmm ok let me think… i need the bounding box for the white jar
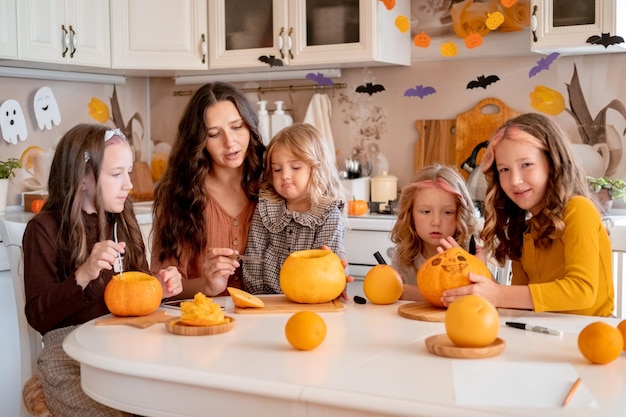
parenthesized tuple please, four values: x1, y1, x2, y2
(370, 171, 398, 203)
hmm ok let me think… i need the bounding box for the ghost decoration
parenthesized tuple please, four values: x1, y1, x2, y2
(0, 99, 28, 144)
(33, 86, 62, 131)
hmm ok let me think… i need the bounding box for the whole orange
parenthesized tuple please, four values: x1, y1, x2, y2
(618, 320, 626, 352)
(104, 271, 163, 317)
(445, 294, 499, 347)
(363, 265, 403, 305)
(578, 321, 623, 364)
(280, 249, 345, 304)
(417, 247, 491, 308)
(285, 311, 327, 351)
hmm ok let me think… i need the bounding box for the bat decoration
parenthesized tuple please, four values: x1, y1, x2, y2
(529, 52, 560, 78)
(258, 55, 283, 67)
(586, 33, 625, 48)
(305, 72, 334, 86)
(356, 82, 386, 96)
(466, 74, 500, 90)
(403, 85, 436, 99)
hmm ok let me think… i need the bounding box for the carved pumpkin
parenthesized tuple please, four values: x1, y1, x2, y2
(348, 198, 368, 216)
(280, 249, 345, 303)
(104, 271, 163, 317)
(464, 33, 483, 49)
(413, 31, 431, 48)
(416, 247, 491, 308)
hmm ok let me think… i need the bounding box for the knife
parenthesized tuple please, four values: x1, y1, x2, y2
(231, 253, 265, 263)
(113, 222, 124, 273)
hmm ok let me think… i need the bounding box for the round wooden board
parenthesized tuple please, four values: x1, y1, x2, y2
(424, 334, 505, 359)
(398, 302, 446, 322)
(164, 316, 235, 336)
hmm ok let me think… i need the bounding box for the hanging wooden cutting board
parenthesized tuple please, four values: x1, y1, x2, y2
(455, 98, 519, 180)
(414, 119, 457, 172)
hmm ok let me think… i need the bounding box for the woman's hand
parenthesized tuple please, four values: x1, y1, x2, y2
(202, 247, 239, 296)
(440, 272, 500, 307)
(156, 266, 183, 298)
(76, 240, 125, 288)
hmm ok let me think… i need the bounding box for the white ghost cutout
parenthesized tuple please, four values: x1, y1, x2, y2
(0, 99, 28, 145)
(33, 86, 62, 131)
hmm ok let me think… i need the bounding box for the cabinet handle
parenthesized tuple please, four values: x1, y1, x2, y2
(61, 24, 69, 57)
(287, 27, 294, 60)
(201, 34, 207, 64)
(531, 5, 537, 43)
(277, 27, 285, 59)
(69, 25, 77, 58)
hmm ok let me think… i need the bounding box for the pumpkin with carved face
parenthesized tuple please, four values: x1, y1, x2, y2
(416, 247, 491, 308)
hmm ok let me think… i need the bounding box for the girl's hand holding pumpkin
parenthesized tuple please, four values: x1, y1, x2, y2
(202, 247, 239, 296)
(440, 272, 499, 307)
(76, 240, 125, 288)
(156, 266, 183, 298)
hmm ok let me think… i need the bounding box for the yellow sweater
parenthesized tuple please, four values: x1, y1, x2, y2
(511, 196, 614, 317)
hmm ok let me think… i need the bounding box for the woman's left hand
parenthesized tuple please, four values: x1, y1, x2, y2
(156, 266, 183, 298)
(440, 272, 499, 307)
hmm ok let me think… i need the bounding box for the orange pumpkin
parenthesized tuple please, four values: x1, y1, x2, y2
(348, 198, 368, 216)
(31, 199, 45, 213)
(379, 0, 395, 11)
(464, 33, 483, 49)
(280, 249, 345, 304)
(416, 247, 491, 308)
(413, 31, 431, 48)
(104, 271, 163, 317)
(500, 0, 518, 7)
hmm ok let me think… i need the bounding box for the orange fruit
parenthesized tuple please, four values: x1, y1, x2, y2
(363, 265, 403, 305)
(578, 321, 623, 364)
(227, 287, 264, 308)
(280, 249, 345, 304)
(618, 320, 626, 352)
(284, 311, 327, 351)
(19, 145, 44, 174)
(445, 294, 499, 348)
(150, 152, 168, 182)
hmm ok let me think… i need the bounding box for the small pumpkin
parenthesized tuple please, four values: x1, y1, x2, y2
(416, 247, 491, 308)
(348, 197, 368, 216)
(280, 249, 345, 304)
(31, 199, 45, 213)
(413, 31, 431, 48)
(464, 33, 483, 49)
(104, 271, 163, 317)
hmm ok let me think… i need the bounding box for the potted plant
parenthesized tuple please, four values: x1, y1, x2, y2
(0, 158, 22, 214)
(587, 176, 626, 213)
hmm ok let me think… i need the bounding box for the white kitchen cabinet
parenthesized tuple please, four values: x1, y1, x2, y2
(344, 215, 396, 278)
(16, 0, 110, 67)
(110, 0, 208, 70)
(531, 0, 626, 54)
(0, 0, 17, 59)
(208, 0, 410, 71)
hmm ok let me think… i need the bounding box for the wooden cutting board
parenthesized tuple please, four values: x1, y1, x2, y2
(425, 334, 505, 359)
(234, 295, 344, 314)
(455, 98, 519, 180)
(414, 119, 457, 172)
(95, 310, 174, 328)
(164, 317, 235, 336)
(397, 302, 446, 322)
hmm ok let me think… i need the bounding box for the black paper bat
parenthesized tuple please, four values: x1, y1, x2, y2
(466, 74, 500, 90)
(403, 85, 436, 99)
(258, 55, 283, 67)
(529, 52, 560, 78)
(355, 82, 385, 96)
(305, 72, 333, 86)
(586, 33, 625, 48)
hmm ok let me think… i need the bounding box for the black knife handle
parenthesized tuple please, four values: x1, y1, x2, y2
(373, 251, 387, 265)
(469, 235, 476, 255)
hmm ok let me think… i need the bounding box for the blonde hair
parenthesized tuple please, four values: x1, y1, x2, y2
(261, 123, 344, 214)
(390, 164, 479, 268)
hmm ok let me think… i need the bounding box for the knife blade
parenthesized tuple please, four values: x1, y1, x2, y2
(113, 222, 124, 273)
(231, 253, 265, 263)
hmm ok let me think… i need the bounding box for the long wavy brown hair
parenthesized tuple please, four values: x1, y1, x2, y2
(153, 82, 265, 264)
(43, 123, 146, 279)
(480, 113, 598, 263)
(390, 164, 479, 269)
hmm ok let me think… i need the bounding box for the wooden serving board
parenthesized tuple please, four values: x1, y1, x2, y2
(425, 334, 505, 359)
(164, 317, 235, 336)
(398, 302, 446, 322)
(95, 310, 173, 328)
(234, 295, 344, 314)
(414, 119, 457, 172)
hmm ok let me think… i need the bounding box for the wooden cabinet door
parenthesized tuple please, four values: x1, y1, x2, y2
(0, 0, 17, 59)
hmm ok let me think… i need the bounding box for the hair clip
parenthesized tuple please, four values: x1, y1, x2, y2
(84, 151, 90, 163)
(104, 128, 126, 142)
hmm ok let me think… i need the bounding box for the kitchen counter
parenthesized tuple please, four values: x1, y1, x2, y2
(63, 300, 626, 417)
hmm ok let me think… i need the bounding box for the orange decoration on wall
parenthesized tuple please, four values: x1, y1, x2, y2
(440, 41, 458, 57)
(395, 15, 409, 33)
(500, 0, 519, 7)
(379, 0, 395, 11)
(413, 31, 431, 48)
(464, 33, 483, 49)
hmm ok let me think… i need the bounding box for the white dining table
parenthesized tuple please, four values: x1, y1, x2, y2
(63, 297, 626, 417)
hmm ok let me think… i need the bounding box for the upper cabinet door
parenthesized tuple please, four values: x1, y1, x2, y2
(111, 0, 208, 70)
(531, 0, 626, 54)
(208, 0, 410, 71)
(0, 0, 17, 59)
(16, 0, 110, 67)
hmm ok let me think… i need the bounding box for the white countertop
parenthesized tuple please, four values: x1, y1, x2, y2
(63, 299, 626, 417)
